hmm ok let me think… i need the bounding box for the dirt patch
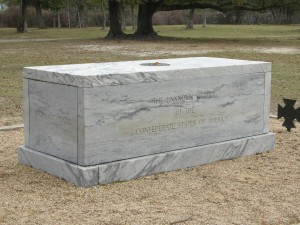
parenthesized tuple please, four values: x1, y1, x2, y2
(78, 44, 226, 57)
(242, 47, 300, 54)
(0, 97, 23, 127)
(0, 118, 299, 225)
(0, 116, 23, 127)
(0, 38, 75, 43)
(78, 44, 300, 57)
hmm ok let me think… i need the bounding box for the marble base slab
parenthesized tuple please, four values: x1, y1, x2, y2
(18, 132, 275, 187)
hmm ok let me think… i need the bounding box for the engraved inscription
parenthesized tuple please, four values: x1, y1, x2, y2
(196, 91, 216, 100)
(209, 115, 229, 124)
(136, 123, 176, 135)
(175, 107, 195, 115)
(152, 91, 216, 106)
(34, 111, 71, 127)
(135, 115, 229, 135)
(133, 89, 229, 136)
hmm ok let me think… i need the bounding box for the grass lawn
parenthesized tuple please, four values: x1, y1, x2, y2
(156, 24, 300, 42)
(0, 27, 108, 39)
(0, 25, 299, 126)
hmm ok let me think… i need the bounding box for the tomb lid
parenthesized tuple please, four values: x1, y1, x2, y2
(23, 57, 271, 88)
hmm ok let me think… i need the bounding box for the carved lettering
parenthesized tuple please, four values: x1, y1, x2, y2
(175, 107, 195, 116)
(152, 91, 216, 106)
(136, 91, 228, 136)
(166, 94, 193, 104)
(136, 123, 176, 135)
(196, 91, 216, 100)
(135, 115, 229, 135)
(177, 120, 197, 128)
(208, 115, 229, 124)
(34, 111, 71, 126)
(185, 107, 195, 114)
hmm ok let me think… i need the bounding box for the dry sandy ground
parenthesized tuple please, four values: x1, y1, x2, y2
(0, 97, 23, 127)
(0, 118, 300, 225)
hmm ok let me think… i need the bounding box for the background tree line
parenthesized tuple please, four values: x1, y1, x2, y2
(0, 0, 299, 36)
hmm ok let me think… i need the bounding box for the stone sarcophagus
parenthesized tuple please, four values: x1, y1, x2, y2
(19, 57, 275, 187)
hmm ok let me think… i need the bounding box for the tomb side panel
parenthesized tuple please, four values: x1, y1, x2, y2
(28, 80, 78, 163)
(81, 72, 266, 166)
(263, 72, 271, 133)
(77, 88, 85, 165)
(23, 78, 30, 146)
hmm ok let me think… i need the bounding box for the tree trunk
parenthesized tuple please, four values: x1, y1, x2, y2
(76, 4, 85, 28)
(202, 9, 207, 27)
(34, 2, 45, 29)
(225, 12, 233, 24)
(286, 7, 293, 24)
(101, 1, 106, 30)
(67, 0, 71, 28)
(19, 0, 28, 32)
(53, 11, 56, 28)
(77, 11, 81, 28)
(235, 10, 243, 24)
(78, 5, 85, 27)
(270, 8, 277, 24)
(131, 5, 135, 30)
(134, 1, 161, 36)
(186, 8, 194, 29)
(57, 10, 61, 28)
(106, 0, 124, 38)
(120, 1, 126, 31)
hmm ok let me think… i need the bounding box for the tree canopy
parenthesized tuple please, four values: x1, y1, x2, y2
(9, 0, 300, 35)
(106, 0, 299, 37)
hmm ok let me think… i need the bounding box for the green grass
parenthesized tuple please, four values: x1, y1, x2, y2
(0, 25, 299, 124)
(156, 24, 300, 42)
(0, 27, 108, 39)
(1, 24, 299, 42)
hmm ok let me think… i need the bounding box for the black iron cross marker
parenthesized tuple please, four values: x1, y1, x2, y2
(278, 98, 300, 132)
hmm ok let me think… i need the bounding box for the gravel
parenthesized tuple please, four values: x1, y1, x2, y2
(0, 118, 299, 225)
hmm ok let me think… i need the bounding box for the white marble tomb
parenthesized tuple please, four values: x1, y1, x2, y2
(19, 57, 275, 187)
